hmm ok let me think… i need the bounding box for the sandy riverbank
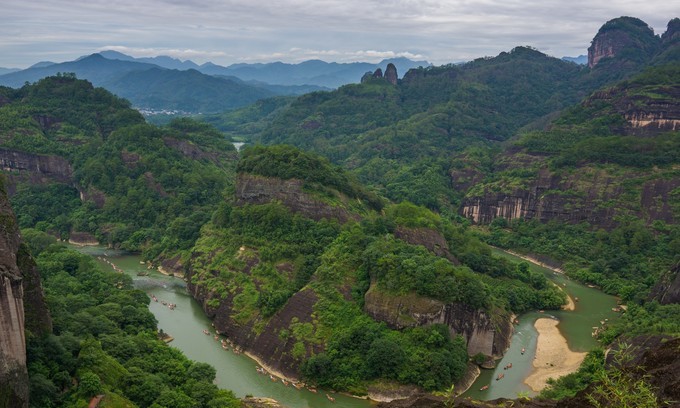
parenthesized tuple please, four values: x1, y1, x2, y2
(524, 318, 585, 392)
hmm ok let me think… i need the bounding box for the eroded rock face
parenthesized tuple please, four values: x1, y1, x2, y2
(235, 173, 359, 223)
(186, 258, 319, 378)
(0, 148, 73, 191)
(0, 181, 28, 408)
(587, 85, 680, 135)
(661, 17, 680, 46)
(0, 180, 50, 407)
(394, 226, 459, 264)
(373, 68, 384, 79)
(385, 63, 398, 85)
(163, 137, 236, 166)
(587, 17, 659, 68)
(363, 284, 512, 357)
(461, 165, 680, 227)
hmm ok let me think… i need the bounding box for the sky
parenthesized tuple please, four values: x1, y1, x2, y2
(0, 0, 676, 68)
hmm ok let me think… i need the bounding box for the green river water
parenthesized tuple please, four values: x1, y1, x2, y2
(73, 245, 619, 406)
(462, 249, 620, 400)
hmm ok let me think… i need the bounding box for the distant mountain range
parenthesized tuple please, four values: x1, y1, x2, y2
(0, 51, 431, 113)
(97, 50, 431, 88)
(0, 67, 20, 75)
(562, 55, 588, 64)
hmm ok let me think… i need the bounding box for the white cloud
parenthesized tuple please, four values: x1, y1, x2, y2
(98, 46, 230, 60)
(0, 0, 675, 67)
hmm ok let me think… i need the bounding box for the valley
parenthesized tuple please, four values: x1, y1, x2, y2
(0, 14, 678, 408)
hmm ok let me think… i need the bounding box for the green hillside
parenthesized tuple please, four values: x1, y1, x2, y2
(0, 75, 237, 258)
(187, 145, 565, 393)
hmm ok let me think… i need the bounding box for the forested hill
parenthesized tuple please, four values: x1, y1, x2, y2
(248, 17, 678, 213)
(186, 144, 566, 393)
(0, 75, 238, 259)
(254, 46, 586, 209)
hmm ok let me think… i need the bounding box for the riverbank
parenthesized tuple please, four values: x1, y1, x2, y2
(243, 350, 298, 385)
(524, 318, 586, 392)
(497, 248, 565, 274)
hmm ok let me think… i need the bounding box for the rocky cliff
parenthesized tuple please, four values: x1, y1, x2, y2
(363, 284, 512, 357)
(393, 226, 460, 265)
(587, 17, 659, 68)
(460, 162, 679, 227)
(0, 179, 29, 408)
(235, 173, 360, 223)
(586, 84, 680, 135)
(0, 178, 51, 407)
(186, 254, 319, 378)
(0, 148, 73, 194)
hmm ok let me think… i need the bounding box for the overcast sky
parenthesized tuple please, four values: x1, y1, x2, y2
(1, 0, 676, 68)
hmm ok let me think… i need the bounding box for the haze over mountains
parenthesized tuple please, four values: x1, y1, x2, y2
(0, 51, 430, 114)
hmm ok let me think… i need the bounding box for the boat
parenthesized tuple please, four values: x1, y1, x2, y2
(480, 385, 489, 391)
(203, 329, 209, 335)
(308, 387, 317, 393)
(281, 379, 289, 386)
(521, 347, 525, 355)
(496, 373, 504, 380)
(326, 394, 335, 402)
(504, 363, 512, 369)
(270, 375, 277, 382)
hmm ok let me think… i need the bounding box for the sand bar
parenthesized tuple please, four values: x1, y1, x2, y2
(524, 318, 585, 392)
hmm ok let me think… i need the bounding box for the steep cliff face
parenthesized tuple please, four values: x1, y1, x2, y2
(0, 180, 28, 408)
(586, 85, 680, 135)
(587, 17, 660, 68)
(186, 257, 318, 378)
(0, 178, 52, 407)
(235, 173, 360, 223)
(461, 164, 679, 227)
(0, 148, 73, 194)
(363, 284, 512, 357)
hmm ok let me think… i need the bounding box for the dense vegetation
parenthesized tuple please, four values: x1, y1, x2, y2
(190, 148, 565, 392)
(0, 76, 237, 260)
(23, 231, 240, 408)
(2, 15, 678, 406)
(251, 47, 587, 211)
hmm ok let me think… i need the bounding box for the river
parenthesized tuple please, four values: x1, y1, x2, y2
(72, 245, 619, 405)
(462, 248, 620, 400)
(72, 245, 373, 408)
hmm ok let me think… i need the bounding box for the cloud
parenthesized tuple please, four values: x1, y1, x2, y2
(98, 46, 230, 60)
(239, 48, 426, 63)
(0, 0, 676, 67)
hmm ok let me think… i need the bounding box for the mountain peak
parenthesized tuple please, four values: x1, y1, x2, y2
(587, 16, 660, 68)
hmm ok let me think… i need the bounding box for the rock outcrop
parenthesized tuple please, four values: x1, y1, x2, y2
(186, 260, 320, 378)
(0, 178, 51, 407)
(0, 148, 73, 194)
(393, 226, 459, 264)
(385, 63, 398, 85)
(235, 173, 360, 223)
(587, 17, 659, 68)
(0, 182, 29, 408)
(363, 284, 512, 357)
(661, 18, 680, 46)
(460, 163, 680, 227)
(586, 85, 680, 135)
(373, 68, 384, 79)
